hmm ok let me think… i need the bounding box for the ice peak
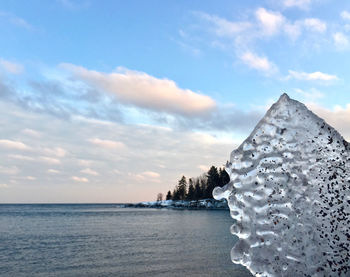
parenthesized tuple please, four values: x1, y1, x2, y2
(273, 93, 296, 110)
(278, 92, 290, 103)
(214, 94, 350, 277)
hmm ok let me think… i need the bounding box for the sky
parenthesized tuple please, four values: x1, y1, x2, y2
(1, 0, 350, 203)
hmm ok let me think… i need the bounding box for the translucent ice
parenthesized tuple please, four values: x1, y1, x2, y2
(214, 93, 350, 277)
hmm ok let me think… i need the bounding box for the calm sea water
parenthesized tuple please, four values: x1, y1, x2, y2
(0, 204, 252, 277)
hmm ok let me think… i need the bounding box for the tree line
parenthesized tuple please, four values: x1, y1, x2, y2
(157, 166, 230, 201)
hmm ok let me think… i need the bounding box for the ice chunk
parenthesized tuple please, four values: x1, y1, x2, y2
(214, 93, 350, 276)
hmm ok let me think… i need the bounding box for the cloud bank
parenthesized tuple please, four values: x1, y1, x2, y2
(61, 63, 216, 117)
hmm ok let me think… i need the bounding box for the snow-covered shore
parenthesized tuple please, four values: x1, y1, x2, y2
(124, 199, 229, 210)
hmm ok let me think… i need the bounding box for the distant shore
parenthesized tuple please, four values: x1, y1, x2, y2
(123, 199, 229, 210)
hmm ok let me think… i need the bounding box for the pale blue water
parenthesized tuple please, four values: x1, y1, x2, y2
(0, 204, 252, 276)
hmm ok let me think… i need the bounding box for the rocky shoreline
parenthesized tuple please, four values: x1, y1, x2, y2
(123, 199, 229, 210)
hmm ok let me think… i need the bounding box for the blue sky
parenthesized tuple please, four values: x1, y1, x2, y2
(0, 0, 350, 202)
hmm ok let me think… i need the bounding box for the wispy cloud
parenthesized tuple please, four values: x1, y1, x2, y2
(0, 139, 31, 150)
(293, 88, 325, 102)
(142, 171, 160, 178)
(0, 58, 24, 74)
(0, 166, 19, 175)
(255, 8, 285, 36)
(287, 70, 338, 82)
(40, 156, 61, 165)
(307, 103, 350, 140)
(240, 51, 278, 75)
(72, 176, 89, 183)
(333, 32, 349, 50)
(88, 138, 125, 149)
(80, 168, 99, 176)
(57, 0, 90, 10)
(8, 154, 35, 161)
(61, 63, 216, 117)
(128, 171, 161, 183)
(0, 11, 34, 30)
(282, 0, 312, 9)
(22, 129, 41, 138)
(48, 169, 60, 174)
(197, 164, 210, 171)
(43, 147, 67, 158)
(0, 98, 253, 202)
(341, 11, 350, 21)
(194, 11, 251, 37)
(303, 18, 326, 33)
(190, 9, 328, 76)
(0, 61, 263, 135)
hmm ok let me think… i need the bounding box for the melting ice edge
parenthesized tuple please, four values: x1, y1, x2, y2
(214, 94, 350, 277)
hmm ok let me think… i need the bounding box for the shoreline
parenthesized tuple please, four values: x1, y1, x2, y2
(123, 199, 229, 210)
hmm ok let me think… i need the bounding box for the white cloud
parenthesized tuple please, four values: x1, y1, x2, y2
(22, 129, 41, 138)
(0, 11, 33, 30)
(81, 168, 99, 176)
(0, 58, 24, 74)
(0, 165, 19, 175)
(78, 159, 94, 166)
(0, 139, 31, 150)
(72, 176, 89, 183)
(293, 88, 324, 102)
(341, 11, 350, 21)
(142, 171, 160, 178)
(113, 169, 121, 175)
(9, 154, 63, 164)
(303, 18, 326, 33)
(0, 96, 244, 203)
(48, 169, 60, 174)
(255, 8, 285, 36)
(128, 171, 161, 183)
(196, 12, 251, 37)
(8, 154, 35, 161)
(333, 32, 349, 50)
(0, 183, 8, 188)
(44, 147, 67, 157)
(61, 63, 216, 117)
(40, 156, 61, 165)
(26, 176, 36, 180)
(58, 0, 89, 10)
(307, 103, 350, 140)
(198, 165, 210, 172)
(282, 0, 312, 9)
(284, 22, 302, 40)
(240, 51, 278, 74)
(287, 70, 338, 81)
(88, 138, 125, 149)
(283, 18, 326, 40)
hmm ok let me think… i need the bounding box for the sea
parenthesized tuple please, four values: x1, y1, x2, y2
(0, 204, 253, 277)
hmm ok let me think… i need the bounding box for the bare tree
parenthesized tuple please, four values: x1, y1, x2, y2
(156, 193, 163, 202)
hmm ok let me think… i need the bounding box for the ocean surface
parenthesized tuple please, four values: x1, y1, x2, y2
(0, 204, 253, 276)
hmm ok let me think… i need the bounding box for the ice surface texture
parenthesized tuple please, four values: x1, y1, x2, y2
(214, 94, 350, 277)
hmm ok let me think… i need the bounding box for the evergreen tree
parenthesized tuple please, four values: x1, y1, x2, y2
(172, 188, 180, 200)
(219, 167, 230, 187)
(166, 165, 229, 202)
(205, 166, 220, 199)
(166, 190, 172, 200)
(200, 175, 208, 198)
(177, 176, 187, 200)
(186, 178, 195, 200)
(194, 178, 202, 200)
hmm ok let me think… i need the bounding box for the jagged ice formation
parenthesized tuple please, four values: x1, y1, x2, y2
(214, 94, 350, 277)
